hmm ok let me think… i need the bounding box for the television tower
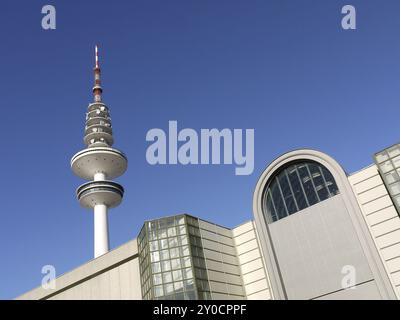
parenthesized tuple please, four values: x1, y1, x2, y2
(71, 46, 128, 258)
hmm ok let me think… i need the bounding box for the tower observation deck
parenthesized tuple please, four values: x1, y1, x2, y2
(71, 46, 128, 258)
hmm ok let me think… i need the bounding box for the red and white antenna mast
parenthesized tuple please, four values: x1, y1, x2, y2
(93, 45, 103, 102)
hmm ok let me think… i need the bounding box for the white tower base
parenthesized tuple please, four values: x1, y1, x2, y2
(94, 204, 109, 258)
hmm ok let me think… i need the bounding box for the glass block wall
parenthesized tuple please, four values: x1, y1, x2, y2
(138, 214, 211, 300)
(374, 144, 400, 215)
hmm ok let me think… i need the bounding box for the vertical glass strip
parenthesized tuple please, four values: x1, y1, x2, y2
(374, 144, 400, 217)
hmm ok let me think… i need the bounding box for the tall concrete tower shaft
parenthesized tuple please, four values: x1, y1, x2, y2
(71, 46, 128, 258)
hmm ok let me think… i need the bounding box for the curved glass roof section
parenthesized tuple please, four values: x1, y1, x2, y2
(263, 161, 340, 223)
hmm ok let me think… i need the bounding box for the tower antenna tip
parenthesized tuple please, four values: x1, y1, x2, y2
(95, 45, 99, 68)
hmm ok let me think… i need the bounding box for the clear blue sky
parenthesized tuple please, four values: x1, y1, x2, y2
(1, 0, 400, 299)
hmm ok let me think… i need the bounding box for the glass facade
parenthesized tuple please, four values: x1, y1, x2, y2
(138, 214, 211, 300)
(263, 161, 340, 223)
(375, 144, 400, 215)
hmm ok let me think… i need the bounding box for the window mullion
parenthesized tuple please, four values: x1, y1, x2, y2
(268, 189, 278, 222)
(285, 169, 299, 212)
(276, 176, 289, 218)
(295, 165, 310, 207)
(318, 166, 331, 197)
(305, 163, 321, 202)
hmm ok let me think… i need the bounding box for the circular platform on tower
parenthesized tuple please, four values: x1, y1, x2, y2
(71, 147, 128, 180)
(76, 180, 124, 208)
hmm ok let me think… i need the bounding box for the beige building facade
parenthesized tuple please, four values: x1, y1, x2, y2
(18, 143, 400, 300)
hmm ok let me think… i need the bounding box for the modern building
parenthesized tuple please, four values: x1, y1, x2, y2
(16, 49, 400, 300)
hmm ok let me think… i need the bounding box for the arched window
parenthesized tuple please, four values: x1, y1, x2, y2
(263, 161, 340, 223)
